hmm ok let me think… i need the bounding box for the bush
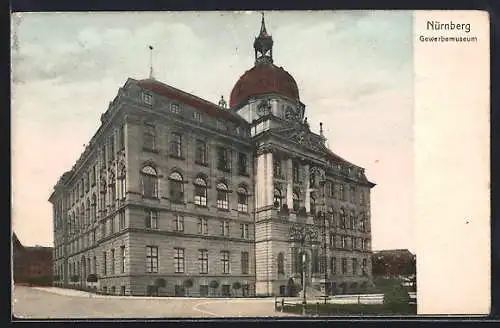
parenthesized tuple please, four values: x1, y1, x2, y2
(70, 275, 80, 283)
(384, 283, 410, 305)
(86, 274, 98, 283)
(209, 280, 219, 289)
(155, 278, 166, 288)
(183, 278, 193, 289)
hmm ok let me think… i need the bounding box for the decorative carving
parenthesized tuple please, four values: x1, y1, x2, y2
(257, 99, 271, 117)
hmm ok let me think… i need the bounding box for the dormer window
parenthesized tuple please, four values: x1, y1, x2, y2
(217, 120, 227, 131)
(171, 103, 181, 114)
(142, 92, 153, 105)
(193, 111, 202, 122)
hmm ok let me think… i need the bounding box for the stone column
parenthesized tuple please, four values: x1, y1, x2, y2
(304, 163, 310, 212)
(286, 158, 293, 208)
(266, 152, 274, 207)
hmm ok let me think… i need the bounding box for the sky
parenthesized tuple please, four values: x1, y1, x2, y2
(11, 11, 414, 252)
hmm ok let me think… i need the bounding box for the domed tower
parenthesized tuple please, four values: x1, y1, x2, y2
(229, 13, 305, 130)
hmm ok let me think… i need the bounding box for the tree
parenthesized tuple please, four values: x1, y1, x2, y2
(232, 282, 242, 297)
(183, 278, 194, 296)
(209, 280, 219, 296)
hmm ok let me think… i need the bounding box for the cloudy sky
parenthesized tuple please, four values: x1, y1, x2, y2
(11, 11, 414, 252)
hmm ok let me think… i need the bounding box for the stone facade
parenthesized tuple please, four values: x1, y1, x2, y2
(49, 16, 375, 297)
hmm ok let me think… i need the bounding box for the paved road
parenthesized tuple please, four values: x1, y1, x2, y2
(12, 286, 297, 319)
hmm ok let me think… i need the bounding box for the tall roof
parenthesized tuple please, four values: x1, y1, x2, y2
(137, 78, 247, 125)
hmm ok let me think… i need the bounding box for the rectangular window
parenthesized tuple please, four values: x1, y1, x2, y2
(170, 133, 183, 158)
(342, 258, 348, 275)
(119, 124, 125, 150)
(110, 215, 115, 234)
(142, 92, 153, 105)
(350, 186, 356, 203)
(174, 214, 184, 232)
(341, 236, 347, 249)
(146, 246, 158, 273)
(238, 152, 248, 175)
(145, 210, 158, 229)
(199, 249, 208, 274)
(197, 218, 208, 234)
(362, 259, 368, 275)
(352, 258, 358, 275)
(109, 135, 115, 160)
(143, 124, 156, 151)
(103, 251, 107, 276)
(193, 111, 202, 122)
(174, 248, 185, 273)
(111, 249, 115, 274)
(273, 158, 282, 177)
(359, 190, 365, 205)
(120, 246, 125, 273)
(220, 220, 230, 237)
(330, 234, 336, 248)
(240, 223, 249, 239)
(119, 210, 125, 230)
(331, 257, 337, 275)
(221, 251, 230, 274)
(171, 103, 180, 114)
(217, 147, 231, 172)
(241, 251, 249, 274)
(361, 238, 366, 250)
(195, 140, 207, 165)
(92, 165, 96, 185)
(217, 119, 226, 131)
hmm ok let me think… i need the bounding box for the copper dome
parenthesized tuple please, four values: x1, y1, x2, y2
(229, 63, 300, 108)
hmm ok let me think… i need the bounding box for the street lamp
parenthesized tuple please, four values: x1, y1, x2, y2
(290, 224, 319, 315)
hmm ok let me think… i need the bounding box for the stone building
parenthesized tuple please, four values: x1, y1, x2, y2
(49, 15, 375, 297)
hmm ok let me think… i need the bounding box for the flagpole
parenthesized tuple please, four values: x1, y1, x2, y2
(148, 45, 154, 79)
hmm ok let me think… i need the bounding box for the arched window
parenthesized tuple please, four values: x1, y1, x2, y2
(119, 165, 126, 200)
(237, 186, 248, 213)
(292, 192, 300, 211)
(277, 252, 285, 275)
(169, 172, 184, 203)
(341, 208, 347, 229)
(86, 199, 90, 226)
(325, 182, 332, 197)
(350, 186, 356, 203)
(310, 171, 316, 187)
(194, 177, 208, 207)
(273, 188, 282, 208)
(75, 206, 80, 231)
(141, 166, 158, 198)
(80, 206, 85, 229)
(350, 210, 356, 230)
(91, 194, 97, 221)
(216, 182, 229, 210)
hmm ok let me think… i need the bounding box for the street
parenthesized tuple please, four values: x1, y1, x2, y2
(12, 285, 297, 319)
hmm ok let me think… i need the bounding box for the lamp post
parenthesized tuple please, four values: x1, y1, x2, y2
(290, 224, 319, 316)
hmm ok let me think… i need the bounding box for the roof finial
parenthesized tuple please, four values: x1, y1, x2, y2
(148, 45, 154, 79)
(260, 12, 268, 37)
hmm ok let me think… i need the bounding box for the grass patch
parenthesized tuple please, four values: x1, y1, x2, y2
(282, 303, 417, 316)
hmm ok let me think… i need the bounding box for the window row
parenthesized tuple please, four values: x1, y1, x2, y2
(141, 92, 250, 138)
(143, 210, 251, 239)
(141, 167, 250, 211)
(273, 160, 367, 205)
(329, 235, 371, 251)
(290, 249, 369, 276)
(68, 125, 125, 206)
(145, 246, 250, 275)
(66, 184, 126, 235)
